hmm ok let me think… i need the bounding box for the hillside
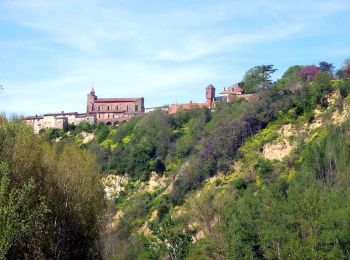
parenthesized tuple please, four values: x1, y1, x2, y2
(41, 61, 350, 259)
(3, 60, 350, 259)
(94, 73, 350, 259)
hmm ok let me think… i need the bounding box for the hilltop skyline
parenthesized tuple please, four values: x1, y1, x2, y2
(1, 0, 350, 116)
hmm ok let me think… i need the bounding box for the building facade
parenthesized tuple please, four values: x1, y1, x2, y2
(25, 88, 145, 133)
(220, 82, 257, 102)
(25, 112, 95, 134)
(87, 88, 145, 125)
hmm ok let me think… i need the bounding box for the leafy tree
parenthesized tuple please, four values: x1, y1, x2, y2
(150, 215, 194, 259)
(318, 61, 334, 74)
(299, 65, 320, 80)
(96, 123, 110, 143)
(275, 65, 303, 91)
(0, 162, 48, 259)
(336, 58, 350, 79)
(242, 65, 277, 93)
(220, 190, 263, 259)
(337, 78, 350, 98)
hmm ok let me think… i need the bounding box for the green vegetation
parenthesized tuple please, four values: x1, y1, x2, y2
(4, 58, 350, 259)
(0, 118, 106, 259)
(242, 64, 277, 92)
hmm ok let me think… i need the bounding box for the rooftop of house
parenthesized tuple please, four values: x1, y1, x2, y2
(25, 115, 44, 120)
(220, 82, 244, 95)
(168, 102, 209, 114)
(43, 111, 79, 116)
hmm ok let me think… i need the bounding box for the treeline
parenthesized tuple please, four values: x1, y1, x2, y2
(0, 118, 106, 259)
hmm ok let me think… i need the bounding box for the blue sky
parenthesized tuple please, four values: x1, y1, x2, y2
(1, 0, 350, 116)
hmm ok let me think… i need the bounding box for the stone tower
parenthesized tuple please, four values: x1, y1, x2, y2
(87, 88, 97, 114)
(206, 84, 215, 109)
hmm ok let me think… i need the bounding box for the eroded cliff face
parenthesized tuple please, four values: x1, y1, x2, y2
(262, 91, 349, 161)
(102, 174, 128, 201)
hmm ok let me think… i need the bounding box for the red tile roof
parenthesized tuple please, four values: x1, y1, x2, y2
(168, 102, 209, 115)
(220, 82, 243, 95)
(96, 98, 142, 103)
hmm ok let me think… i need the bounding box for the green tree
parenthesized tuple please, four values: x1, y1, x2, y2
(242, 65, 277, 93)
(0, 162, 48, 259)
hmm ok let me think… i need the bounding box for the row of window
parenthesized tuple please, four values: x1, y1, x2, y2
(95, 104, 138, 112)
(97, 113, 133, 119)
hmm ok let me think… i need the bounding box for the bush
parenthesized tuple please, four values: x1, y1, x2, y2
(233, 178, 248, 190)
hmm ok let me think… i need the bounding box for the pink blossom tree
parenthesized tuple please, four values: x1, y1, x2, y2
(299, 65, 320, 80)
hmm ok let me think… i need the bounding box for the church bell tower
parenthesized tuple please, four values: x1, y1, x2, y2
(206, 84, 215, 109)
(87, 88, 97, 114)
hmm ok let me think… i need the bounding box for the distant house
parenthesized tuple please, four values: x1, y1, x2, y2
(25, 112, 95, 134)
(219, 82, 257, 102)
(145, 105, 169, 113)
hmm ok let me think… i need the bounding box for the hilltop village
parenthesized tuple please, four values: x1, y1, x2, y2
(25, 82, 255, 133)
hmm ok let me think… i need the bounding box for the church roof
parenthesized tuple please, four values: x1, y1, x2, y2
(96, 97, 142, 103)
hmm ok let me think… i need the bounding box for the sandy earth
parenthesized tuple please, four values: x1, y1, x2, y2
(102, 174, 128, 201)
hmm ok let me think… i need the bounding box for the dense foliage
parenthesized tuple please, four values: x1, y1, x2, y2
(0, 118, 106, 259)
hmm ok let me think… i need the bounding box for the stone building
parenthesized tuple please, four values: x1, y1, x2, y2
(25, 112, 95, 134)
(168, 84, 215, 115)
(25, 88, 144, 133)
(167, 83, 258, 115)
(87, 88, 145, 125)
(220, 82, 257, 102)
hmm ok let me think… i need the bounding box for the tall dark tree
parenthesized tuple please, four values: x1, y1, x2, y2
(261, 65, 278, 83)
(318, 61, 334, 73)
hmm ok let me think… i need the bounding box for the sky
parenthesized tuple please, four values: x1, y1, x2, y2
(0, 0, 350, 116)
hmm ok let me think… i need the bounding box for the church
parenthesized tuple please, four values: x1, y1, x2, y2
(87, 88, 145, 125)
(25, 89, 145, 133)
